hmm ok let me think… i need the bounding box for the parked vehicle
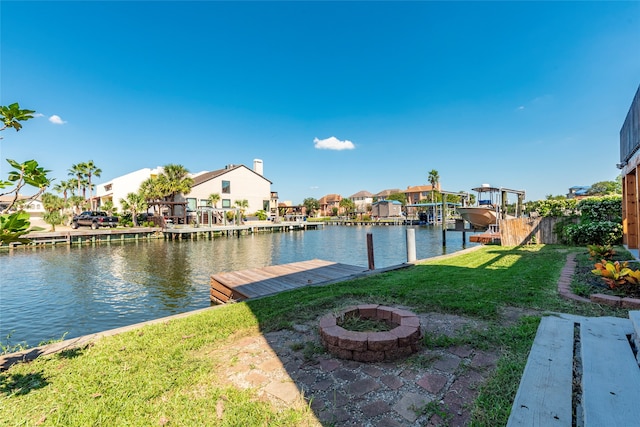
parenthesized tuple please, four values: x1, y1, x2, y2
(71, 211, 118, 229)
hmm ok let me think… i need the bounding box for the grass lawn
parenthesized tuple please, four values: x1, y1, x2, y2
(0, 245, 627, 426)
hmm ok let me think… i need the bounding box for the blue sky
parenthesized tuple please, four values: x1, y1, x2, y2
(2, 1, 639, 205)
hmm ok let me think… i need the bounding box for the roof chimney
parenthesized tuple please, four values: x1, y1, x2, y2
(253, 159, 263, 175)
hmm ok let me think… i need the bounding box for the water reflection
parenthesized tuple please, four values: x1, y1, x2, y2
(0, 225, 476, 346)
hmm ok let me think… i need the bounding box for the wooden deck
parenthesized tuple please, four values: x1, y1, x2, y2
(469, 231, 500, 244)
(507, 313, 640, 426)
(210, 259, 368, 303)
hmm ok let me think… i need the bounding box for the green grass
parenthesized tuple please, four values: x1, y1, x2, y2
(0, 245, 627, 426)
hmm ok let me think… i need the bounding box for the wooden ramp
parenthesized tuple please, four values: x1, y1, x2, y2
(210, 259, 368, 303)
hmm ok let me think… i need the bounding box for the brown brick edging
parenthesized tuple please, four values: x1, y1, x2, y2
(319, 304, 421, 362)
(558, 253, 640, 309)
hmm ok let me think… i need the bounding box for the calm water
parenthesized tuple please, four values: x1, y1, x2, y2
(0, 225, 477, 347)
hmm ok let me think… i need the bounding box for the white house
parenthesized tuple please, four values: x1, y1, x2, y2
(95, 159, 274, 217)
(349, 190, 374, 215)
(95, 166, 165, 213)
(181, 159, 273, 214)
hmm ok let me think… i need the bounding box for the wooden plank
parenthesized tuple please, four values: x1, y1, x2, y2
(507, 316, 574, 427)
(580, 317, 640, 426)
(209, 260, 367, 302)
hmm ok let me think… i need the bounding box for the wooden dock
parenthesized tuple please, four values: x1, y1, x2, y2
(210, 259, 368, 303)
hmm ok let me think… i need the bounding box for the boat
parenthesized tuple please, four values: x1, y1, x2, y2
(457, 184, 517, 230)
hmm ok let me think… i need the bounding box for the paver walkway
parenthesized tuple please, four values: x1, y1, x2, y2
(206, 311, 501, 426)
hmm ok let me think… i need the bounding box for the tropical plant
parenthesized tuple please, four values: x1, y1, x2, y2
(592, 259, 640, 289)
(0, 102, 35, 132)
(234, 199, 249, 221)
(84, 160, 102, 206)
(587, 244, 616, 261)
(68, 163, 86, 199)
(0, 103, 52, 245)
(120, 192, 148, 227)
(157, 164, 194, 217)
(339, 198, 355, 218)
(53, 178, 76, 204)
(303, 197, 319, 217)
(41, 193, 65, 231)
(428, 169, 440, 204)
(208, 193, 221, 208)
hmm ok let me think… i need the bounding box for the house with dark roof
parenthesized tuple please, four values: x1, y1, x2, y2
(177, 159, 274, 216)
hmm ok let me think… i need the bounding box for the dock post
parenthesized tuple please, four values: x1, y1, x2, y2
(367, 233, 375, 270)
(442, 194, 447, 247)
(406, 228, 416, 263)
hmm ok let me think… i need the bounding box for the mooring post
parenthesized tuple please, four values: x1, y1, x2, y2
(366, 232, 375, 270)
(406, 228, 416, 263)
(442, 193, 447, 247)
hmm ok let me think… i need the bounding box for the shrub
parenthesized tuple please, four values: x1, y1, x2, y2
(577, 196, 622, 222)
(525, 199, 578, 217)
(587, 244, 616, 261)
(563, 221, 622, 246)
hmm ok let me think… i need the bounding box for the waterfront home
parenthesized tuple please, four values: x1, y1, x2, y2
(618, 84, 640, 256)
(318, 194, 343, 216)
(181, 160, 274, 217)
(374, 188, 403, 201)
(95, 159, 276, 219)
(349, 190, 374, 217)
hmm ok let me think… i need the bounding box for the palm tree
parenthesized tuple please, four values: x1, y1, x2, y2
(234, 199, 249, 223)
(158, 164, 194, 217)
(428, 169, 440, 223)
(68, 163, 86, 198)
(120, 192, 148, 227)
(84, 160, 102, 205)
(139, 177, 164, 215)
(208, 193, 221, 208)
(53, 179, 75, 204)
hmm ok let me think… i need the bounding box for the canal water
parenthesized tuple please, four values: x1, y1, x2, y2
(0, 225, 477, 347)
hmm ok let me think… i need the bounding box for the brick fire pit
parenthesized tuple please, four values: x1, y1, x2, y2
(319, 304, 422, 362)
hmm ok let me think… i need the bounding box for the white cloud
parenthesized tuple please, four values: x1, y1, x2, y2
(313, 136, 355, 151)
(49, 115, 67, 125)
(517, 106, 525, 111)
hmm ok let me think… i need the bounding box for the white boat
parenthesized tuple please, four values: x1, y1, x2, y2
(457, 184, 518, 230)
(456, 205, 499, 230)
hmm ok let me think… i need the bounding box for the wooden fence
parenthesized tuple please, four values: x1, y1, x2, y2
(499, 217, 576, 246)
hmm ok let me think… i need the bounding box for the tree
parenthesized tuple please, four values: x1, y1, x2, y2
(53, 179, 76, 204)
(208, 193, 221, 208)
(157, 164, 194, 217)
(120, 192, 148, 227)
(339, 198, 355, 218)
(303, 197, 320, 217)
(386, 192, 407, 204)
(84, 160, 102, 206)
(139, 177, 164, 214)
(0, 103, 35, 133)
(0, 103, 52, 245)
(234, 199, 249, 222)
(68, 163, 86, 199)
(428, 169, 440, 203)
(587, 180, 622, 196)
(41, 193, 65, 231)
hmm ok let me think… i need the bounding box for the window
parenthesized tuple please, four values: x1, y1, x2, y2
(263, 200, 269, 211)
(222, 199, 231, 208)
(200, 199, 209, 207)
(222, 180, 231, 194)
(104, 184, 112, 191)
(187, 198, 197, 211)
